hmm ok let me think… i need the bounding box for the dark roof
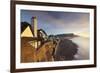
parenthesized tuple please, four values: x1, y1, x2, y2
(21, 22, 31, 33)
(21, 22, 47, 40)
(38, 29, 47, 36)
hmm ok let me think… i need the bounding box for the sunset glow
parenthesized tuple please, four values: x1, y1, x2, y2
(74, 32, 89, 38)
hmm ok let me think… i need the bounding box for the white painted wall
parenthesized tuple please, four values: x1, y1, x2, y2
(0, 0, 100, 73)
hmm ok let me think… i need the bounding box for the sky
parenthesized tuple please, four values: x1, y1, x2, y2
(21, 10, 90, 36)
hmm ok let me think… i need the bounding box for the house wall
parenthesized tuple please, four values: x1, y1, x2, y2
(21, 26, 33, 37)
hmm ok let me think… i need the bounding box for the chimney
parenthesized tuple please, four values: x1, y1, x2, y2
(31, 16, 37, 37)
(31, 17, 38, 49)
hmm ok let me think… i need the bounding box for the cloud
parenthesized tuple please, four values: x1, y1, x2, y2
(21, 10, 90, 35)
